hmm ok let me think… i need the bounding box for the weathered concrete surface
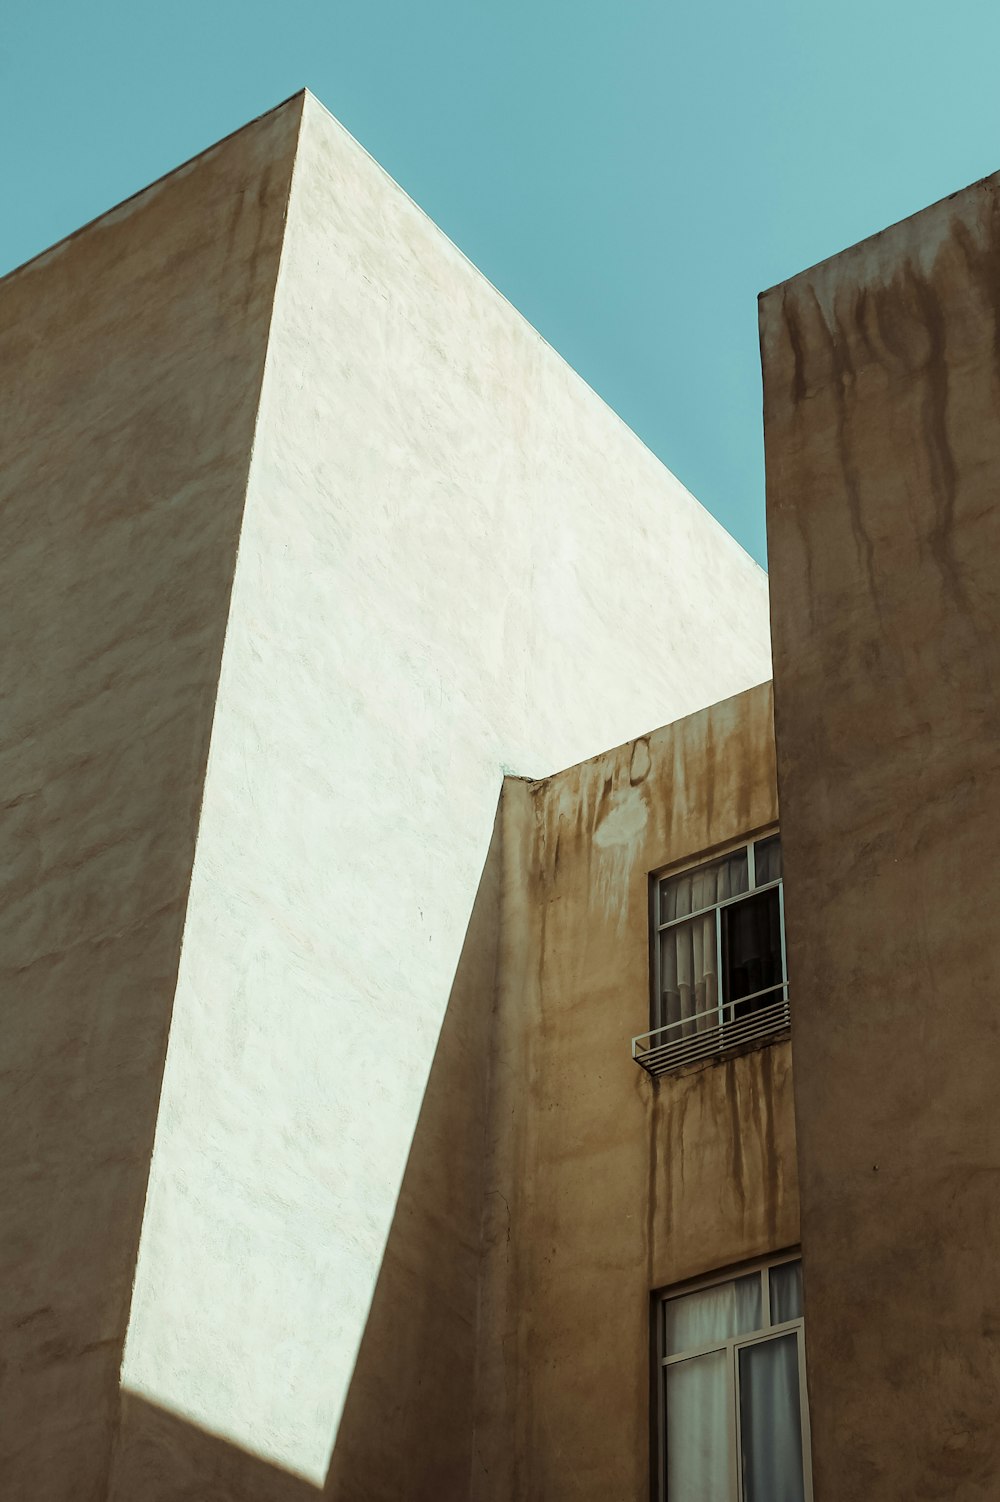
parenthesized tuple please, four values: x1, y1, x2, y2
(473, 684, 799, 1500)
(761, 174, 1000, 1499)
(109, 1397, 313, 1502)
(116, 92, 773, 1494)
(0, 99, 302, 1499)
(321, 802, 503, 1502)
(110, 808, 504, 1502)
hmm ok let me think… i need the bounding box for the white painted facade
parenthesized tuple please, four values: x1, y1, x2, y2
(120, 92, 771, 1482)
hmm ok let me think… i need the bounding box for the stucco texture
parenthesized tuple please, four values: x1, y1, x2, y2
(115, 92, 774, 1495)
(4, 88, 775, 1499)
(761, 171, 1000, 1499)
(474, 684, 799, 1500)
(0, 98, 302, 1499)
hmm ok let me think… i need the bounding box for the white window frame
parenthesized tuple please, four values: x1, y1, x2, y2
(655, 1251, 813, 1502)
(652, 828, 787, 1034)
(634, 825, 791, 1074)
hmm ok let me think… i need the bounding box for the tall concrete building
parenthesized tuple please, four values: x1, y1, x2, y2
(6, 83, 1000, 1502)
(0, 90, 772, 1500)
(760, 169, 1000, 1499)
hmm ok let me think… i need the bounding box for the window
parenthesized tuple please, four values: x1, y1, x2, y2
(656, 1255, 812, 1502)
(633, 833, 788, 1076)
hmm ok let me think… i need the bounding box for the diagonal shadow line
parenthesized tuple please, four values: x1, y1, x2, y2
(109, 792, 505, 1501)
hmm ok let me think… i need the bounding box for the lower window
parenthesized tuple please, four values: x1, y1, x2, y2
(656, 1255, 812, 1502)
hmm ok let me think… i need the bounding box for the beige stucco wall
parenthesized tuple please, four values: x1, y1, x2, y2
(0, 100, 302, 1500)
(761, 172, 1000, 1499)
(113, 92, 774, 1494)
(474, 683, 799, 1500)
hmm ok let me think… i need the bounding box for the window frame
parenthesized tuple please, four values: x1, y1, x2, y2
(654, 1251, 813, 1502)
(650, 827, 788, 1036)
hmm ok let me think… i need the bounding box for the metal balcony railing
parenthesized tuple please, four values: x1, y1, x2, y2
(632, 985, 790, 1078)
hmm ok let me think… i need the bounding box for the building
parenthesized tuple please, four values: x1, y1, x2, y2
(0, 90, 772, 1500)
(2, 85, 997, 1502)
(760, 169, 1000, 1499)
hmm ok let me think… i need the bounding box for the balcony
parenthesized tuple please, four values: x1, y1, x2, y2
(632, 985, 790, 1078)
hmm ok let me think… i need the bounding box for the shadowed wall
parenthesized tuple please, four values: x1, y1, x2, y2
(0, 98, 301, 1499)
(112, 689, 798, 1502)
(321, 803, 503, 1501)
(761, 172, 1000, 1498)
(110, 805, 503, 1501)
(473, 686, 800, 1500)
(119, 91, 773, 1486)
(4, 88, 776, 1499)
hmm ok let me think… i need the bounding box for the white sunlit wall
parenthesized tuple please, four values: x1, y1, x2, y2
(118, 91, 772, 1484)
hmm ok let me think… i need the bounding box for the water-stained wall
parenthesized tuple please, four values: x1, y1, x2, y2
(761, 172, 1000, 1499)
(116, 92, 772, 1494)
(4, 88, 774, 1500)
(474, 683, 799, 1500)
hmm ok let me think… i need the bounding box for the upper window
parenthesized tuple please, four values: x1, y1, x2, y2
(656, 1255, 812, 1502)
(634, 833, 788, 1076)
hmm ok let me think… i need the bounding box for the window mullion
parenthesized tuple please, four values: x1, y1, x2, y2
(656, 1297, 666, 1502)
(657, 1251, 805, 1502)
(731, 1335, 743, 1502)
(657, 896, 725, 930)
(654, 879, 782, 932)
(778, 879, 788, 1000)
(798, 1324, 814, 1502)
(663, 1341, 730, 1365)
(716, 908, 725, 1032)
(652, 883, 662, 1032)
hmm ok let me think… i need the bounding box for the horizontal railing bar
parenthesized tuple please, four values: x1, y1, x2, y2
(639, 1037, 789, 1076)
(634, 991, 785, 1047)
(632, 997, 791, 1076)
(636, 1011, 788, 1060)
(639, 1016, 788, 1067)
(638, 1001, 788, 1050)
(633, 987, 788, 1052)
(637, 1031, 790, 1075)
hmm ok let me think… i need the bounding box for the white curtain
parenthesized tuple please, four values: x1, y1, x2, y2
(738, 1333, 806, 1502)
(664, 1277, 763, 1500)
(659, 852, 748, 1033)
(666, 1350, 730, 1502)
(664, 1275, 761, 1355)
(662, 1267, 806, 1502)
(659, 912, 718, 1034)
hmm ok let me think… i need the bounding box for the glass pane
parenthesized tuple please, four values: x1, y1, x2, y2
(739, 1333, 806, 1502)
(723, 887, 784, 1011)
(664, 1273, 762, 1355)
(769, 1261, 803, 1324)
(666, 1349, 731, 1502)
(754, 834, 782, 885)
(658, 914, 718, 1033)
(660, 849, 749, 925)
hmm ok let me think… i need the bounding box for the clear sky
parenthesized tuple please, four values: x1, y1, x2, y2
(5, 0, 1000, 564)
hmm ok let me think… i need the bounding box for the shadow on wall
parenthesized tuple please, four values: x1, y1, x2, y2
(108, 795, 506, 1502)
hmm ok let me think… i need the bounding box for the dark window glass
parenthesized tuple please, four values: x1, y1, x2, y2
(738, 1333, 806, 1502)
(723, 886, 783, 1015)
(769, 1261, 803, 1324)
(754, 834, 782, 884)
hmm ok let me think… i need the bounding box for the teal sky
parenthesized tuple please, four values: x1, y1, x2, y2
(5, 1, 1000, 564)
